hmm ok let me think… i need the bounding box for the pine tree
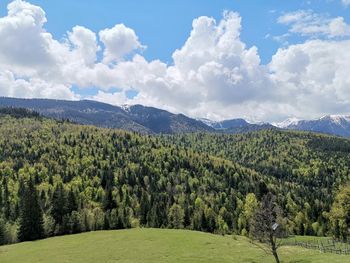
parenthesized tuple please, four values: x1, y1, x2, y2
(103, 187, 116, 211)
(3, 179, 11, 220)
(0, 184, 3, 209)
(0, 218, 5, 245)
(18, 178, 44, 242)
(18, 178, 26, 200)
(140, 190, 150, 225)
(51, 183, 67, 226)
(66, 188, 78, 214)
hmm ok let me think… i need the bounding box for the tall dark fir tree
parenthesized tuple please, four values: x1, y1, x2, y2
(51, 183, 67, 226)
(0, 218, 5, 245)
(18, 177, 44, 242)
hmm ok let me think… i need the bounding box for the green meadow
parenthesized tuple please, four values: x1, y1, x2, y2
(1, 229, 349, 263)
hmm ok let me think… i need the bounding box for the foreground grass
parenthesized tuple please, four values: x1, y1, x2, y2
(0, 229, 349, 263)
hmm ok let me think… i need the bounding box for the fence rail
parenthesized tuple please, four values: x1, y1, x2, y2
(289, 239, 350, 255)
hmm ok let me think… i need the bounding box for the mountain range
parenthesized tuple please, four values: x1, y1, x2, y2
(0, 97, 350, 137)
(0, 97, 212, 134)
(274, 115, 350, 138)
(198, 118, 276, 134)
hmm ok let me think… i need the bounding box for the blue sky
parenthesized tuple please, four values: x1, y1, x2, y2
(1, 0, 348, 64)
(0, 0, 350, 121)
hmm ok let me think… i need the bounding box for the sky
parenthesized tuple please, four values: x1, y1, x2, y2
(0, 0, 350, 122)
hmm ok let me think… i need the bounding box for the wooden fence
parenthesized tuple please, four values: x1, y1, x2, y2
(290, 238, 350, 255)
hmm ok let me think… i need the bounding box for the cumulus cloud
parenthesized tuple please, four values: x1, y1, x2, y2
(0, 70, 77, 99)
(0, 0, 60, 77)
(270, 40, 350, 118)
(1, 0, 350, 122)
(85, 11, 277, 121)
(278, 10, 350, 38)
(0, 0, 146, 96)
(0, 0, 86, 106)
(122, 12, 276, 119)
(92, 11, 350, 121)
(99, 24, 144, 64)
(68, 26, 99, 66)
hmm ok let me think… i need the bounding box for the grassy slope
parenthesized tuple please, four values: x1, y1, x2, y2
(0, 229, 349, 263)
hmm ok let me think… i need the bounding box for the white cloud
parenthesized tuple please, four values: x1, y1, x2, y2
(0, 70, 77, 99)
(107, 11, 350, 121)
(84, 11, 277, 121)
(68, 26, 99, 67)
(278, 10, 350, 38)
(1, 1, 350, 122)
(125, 11, 276, 119)
(270, 40, 350, 118)
(0, 0, 59, 76)
(99, 24, 144, 64)
(0, 0, 146, 95)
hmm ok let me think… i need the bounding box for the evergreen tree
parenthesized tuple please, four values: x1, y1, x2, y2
(0, 218, 5, 245)
(3, 180, 11, 220)
(51, 183, 67, 226)
(17, 178, 25, 201)
(66, 188, 78, 214)
(103, 187, 116, 211)
(140, 190, 150, 225)
(0, 184, 3, 209)
(70, 211, 82, 234)
(18, 178, 44, 242)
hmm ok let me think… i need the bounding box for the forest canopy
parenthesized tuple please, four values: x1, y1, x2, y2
(0, 110, 349, 244)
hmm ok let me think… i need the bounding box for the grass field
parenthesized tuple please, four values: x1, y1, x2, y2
(0, 229, 349, 263)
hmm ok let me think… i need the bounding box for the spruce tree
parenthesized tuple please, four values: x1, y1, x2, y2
(0, 184, 3, 209)
(140, 190, 150, 225)
(67, 188, 78, 214)
(3, 179, 11, 220)
(51, 183, 67, 226)
(0, 218, 5, 245)
(103, 187, 116, 211)
(18, 178, 44, 242)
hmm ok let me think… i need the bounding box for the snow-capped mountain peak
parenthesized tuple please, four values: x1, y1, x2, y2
(121, 104, 132, 112)
(196, 118, 219, 128)
(273, 117, 301, 128)
(276, 114, 350, 137)
(321, 115, 350, 125)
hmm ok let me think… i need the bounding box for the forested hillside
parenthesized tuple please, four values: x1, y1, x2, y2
(0, 111, 349, 244)
(164, 132, 350, 236)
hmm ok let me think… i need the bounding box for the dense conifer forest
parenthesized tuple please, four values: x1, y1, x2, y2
(0, 109, 349, 244)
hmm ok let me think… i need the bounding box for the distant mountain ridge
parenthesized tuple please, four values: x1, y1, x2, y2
(201, 118, 249, 130)
(0, 97, 212, 134)
(199, 117, 276, 134)
(1, 97, 350, 137)
(278, 115, 350, 138)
